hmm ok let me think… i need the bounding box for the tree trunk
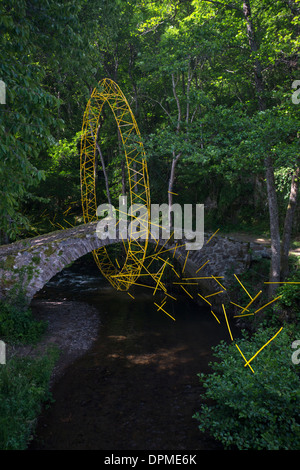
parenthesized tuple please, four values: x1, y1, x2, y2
(242, 0, 265, 112)
(281, 167, 299, 279)
(121, 160, 126, 196)
(95, 140, 112, 206)
(167, 73, 182, 228)
(116, 125, 126, 196)
(94, 143, 99, 189)
(264, 155, 281, 298)
(90, 124, 112, 206)
(242, 0, 281, 296)
(168, 151, 182, 227)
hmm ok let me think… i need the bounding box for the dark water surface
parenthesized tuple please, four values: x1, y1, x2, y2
(29, 260, 236, 450)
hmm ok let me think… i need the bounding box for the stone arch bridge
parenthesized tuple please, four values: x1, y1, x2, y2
(0, 222, 270, 307)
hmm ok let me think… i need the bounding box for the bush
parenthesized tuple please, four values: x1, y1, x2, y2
(0, 347, 59, 449)
(193, 325, 300, 450)
(0, 300, 46, 344)
(276, 272, 300, 324)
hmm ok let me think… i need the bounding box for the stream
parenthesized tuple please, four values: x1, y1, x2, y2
(29, 257, 237, 451)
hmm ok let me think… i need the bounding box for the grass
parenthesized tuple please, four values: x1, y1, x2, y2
(0, 347, 59, 449)
(0, 296, 59, 449)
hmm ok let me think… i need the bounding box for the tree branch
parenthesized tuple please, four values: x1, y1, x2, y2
(89, 123, 112, 206)
(171, 73, 181, 133)
(139, 94, 172, 120)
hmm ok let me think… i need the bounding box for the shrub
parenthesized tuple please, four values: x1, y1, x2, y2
(0, 347, 59, 449)
(0, 300, 46, 344)
(193, 325, 300, 450)
(276, 272, 300, 324)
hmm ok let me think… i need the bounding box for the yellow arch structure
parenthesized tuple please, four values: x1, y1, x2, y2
(80, 78, 151, 290)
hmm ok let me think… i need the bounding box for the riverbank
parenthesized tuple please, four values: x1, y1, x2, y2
(7, 299, 101, 387)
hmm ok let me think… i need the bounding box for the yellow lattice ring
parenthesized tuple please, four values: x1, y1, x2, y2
(80, 78, 151, 290)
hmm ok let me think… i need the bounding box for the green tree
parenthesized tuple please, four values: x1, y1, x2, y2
(0, 0, 92, 241)
(193, 325, 300, 450)
(190, 0, 299, 291)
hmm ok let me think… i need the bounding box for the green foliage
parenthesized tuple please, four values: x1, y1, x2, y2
(193, 325, 300, 450)
(277, 271, 300, 323)
(0, 0, 59, 239)
(1, 0, 299, 241)
(0, 0, 92, 240)
(0, 348, 59, 450)
(41, 133, 82, 208)
(0, 300, 46, 344)
(278, 282, 300, 310)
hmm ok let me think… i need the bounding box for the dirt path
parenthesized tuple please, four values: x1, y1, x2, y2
(220, 231, 300, 256)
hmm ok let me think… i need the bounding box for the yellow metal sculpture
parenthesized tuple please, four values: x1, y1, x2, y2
(80, 78, 151, 290)
(80, 79, 284, 373)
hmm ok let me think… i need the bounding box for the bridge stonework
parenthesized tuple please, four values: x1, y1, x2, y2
(0, 222, 270, 307)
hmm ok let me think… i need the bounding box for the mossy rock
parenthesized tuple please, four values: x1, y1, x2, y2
(3, 255, 16, 270)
